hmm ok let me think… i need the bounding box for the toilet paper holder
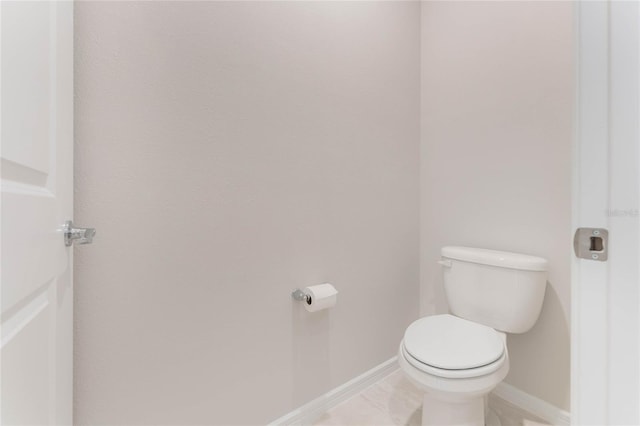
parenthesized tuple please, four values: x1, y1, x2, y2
(291, 289, 312, 305)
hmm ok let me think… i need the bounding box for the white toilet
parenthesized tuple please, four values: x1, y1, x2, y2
(399, 246, 548, 426)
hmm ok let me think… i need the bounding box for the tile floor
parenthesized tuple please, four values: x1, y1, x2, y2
(313, 371, 548, 426)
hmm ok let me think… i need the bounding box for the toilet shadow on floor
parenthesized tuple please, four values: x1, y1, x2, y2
(384, 373, 423, 426)
(405, 408, 421, 426)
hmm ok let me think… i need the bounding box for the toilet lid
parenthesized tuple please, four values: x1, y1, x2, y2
(403, 314, 504, 370)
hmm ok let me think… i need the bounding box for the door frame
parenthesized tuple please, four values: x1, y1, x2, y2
(572, 1, 639, 424)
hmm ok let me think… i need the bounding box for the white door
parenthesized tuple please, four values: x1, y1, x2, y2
(1, 2, 75, 424)
(572, 1, 640, 424)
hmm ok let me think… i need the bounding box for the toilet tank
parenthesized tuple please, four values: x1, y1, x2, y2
(441, 247, 548, 334)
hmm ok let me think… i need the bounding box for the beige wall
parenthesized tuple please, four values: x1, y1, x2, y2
(420, 1, 573, 411)
(75, 1, 573, 422)
(73, 2, 420, 424)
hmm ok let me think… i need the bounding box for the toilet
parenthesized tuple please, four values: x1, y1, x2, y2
(399, 246, 548, 426)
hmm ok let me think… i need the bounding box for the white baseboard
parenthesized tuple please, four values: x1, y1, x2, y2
(268, 357, 399, 426)
(492, 382, 571, 426)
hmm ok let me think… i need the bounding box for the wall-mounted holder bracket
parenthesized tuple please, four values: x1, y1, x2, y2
(291, 289, 312, 305)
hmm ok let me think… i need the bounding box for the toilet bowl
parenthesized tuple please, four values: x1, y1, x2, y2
(399, 315, 509, 426)
(400, 247, 548, 426)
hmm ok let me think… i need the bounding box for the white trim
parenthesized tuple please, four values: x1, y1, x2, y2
(573, 1, 640, 424)
(637, 5, 640, 425)
(268, 357, 399, 426)
(493, 382, 570, 426)
(572, 2, 611, 424)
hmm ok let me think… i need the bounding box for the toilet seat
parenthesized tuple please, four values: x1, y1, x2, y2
(402, 343, 507, 379)
(402, 314, 506, 379)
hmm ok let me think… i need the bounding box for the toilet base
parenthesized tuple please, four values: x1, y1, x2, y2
(421, 393, 484, 426)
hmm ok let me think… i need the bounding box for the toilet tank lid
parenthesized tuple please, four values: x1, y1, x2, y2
(441, 246, 548, 271)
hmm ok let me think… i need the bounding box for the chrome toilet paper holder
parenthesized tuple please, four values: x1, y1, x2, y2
(291, 289, 312, 305)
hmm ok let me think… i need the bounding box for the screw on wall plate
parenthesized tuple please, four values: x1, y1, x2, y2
(592, 254, 599, 259)
(593, 230, 600, 235)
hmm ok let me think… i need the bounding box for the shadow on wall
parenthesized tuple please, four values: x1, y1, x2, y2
(291, 303, 331, 407)
(506, 282, 570, 410)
